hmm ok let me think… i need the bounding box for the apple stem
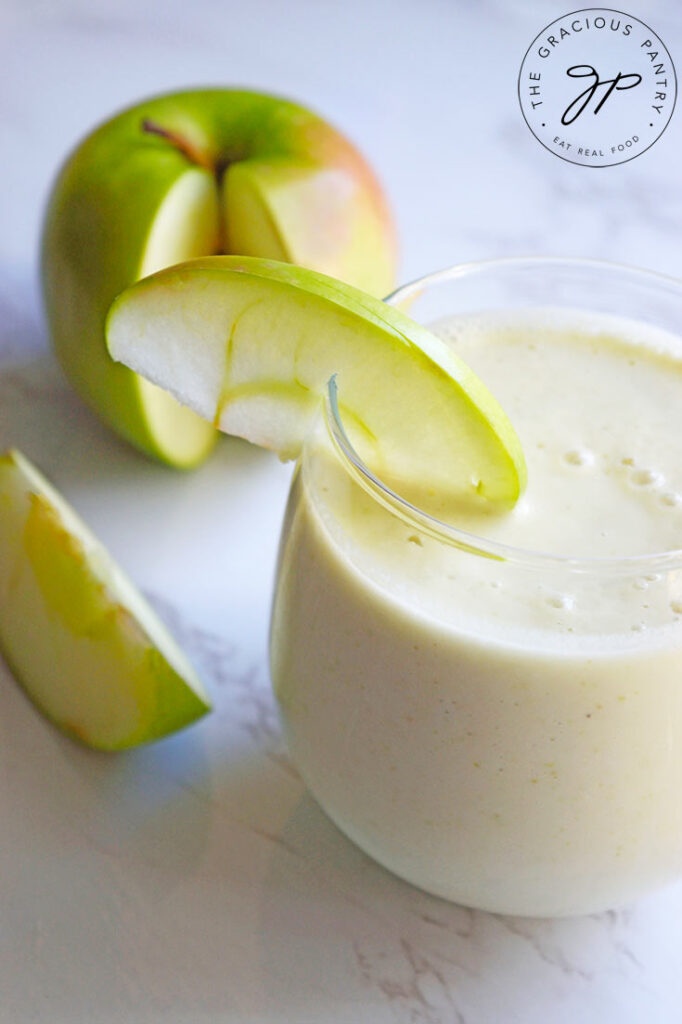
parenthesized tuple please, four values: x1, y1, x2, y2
(214, 155, 231, 188)
(141, 118, 228, 255)
(141, 119, 213, 171)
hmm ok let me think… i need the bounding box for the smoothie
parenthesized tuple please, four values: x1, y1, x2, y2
(270, 299, 682, 917)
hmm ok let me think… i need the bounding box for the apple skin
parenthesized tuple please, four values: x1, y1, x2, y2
(106, 256, 526, 514)
(41, 89, 397, 467)
(0, 449, 211, 750)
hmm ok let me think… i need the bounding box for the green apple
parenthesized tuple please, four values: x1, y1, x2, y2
(0, 449, 210, 750)
(107, 256, 526, 513)
(41, 88, 396, 468)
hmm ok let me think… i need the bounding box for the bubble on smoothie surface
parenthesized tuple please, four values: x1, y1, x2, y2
(630, 468, 664, 488)
(563, 448, 596, 468)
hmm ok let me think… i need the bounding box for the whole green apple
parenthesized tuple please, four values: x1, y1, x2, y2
(41, 89, 396, 467)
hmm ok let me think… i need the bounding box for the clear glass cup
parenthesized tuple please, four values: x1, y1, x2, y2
(269, 258, 682, 917)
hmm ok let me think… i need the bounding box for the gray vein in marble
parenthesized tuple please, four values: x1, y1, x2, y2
(353, 936, 466, 1024)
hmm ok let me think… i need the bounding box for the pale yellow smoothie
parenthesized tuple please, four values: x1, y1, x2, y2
(270, 300, 682, 917)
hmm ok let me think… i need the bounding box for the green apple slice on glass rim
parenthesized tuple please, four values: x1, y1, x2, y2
(0, 450, 210, 751)
(41, 88, 396, 469)
(106, 256, 526, 514)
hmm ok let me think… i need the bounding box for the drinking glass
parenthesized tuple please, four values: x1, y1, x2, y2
(269, 258, 682, 917)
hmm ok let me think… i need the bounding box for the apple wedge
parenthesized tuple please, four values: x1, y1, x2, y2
(107, 257, 526, 513)
(41, 89, 396, 468)
(0, 450, 210, 750)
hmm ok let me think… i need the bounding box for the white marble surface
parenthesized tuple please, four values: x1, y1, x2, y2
(2, 1, 682, 1020)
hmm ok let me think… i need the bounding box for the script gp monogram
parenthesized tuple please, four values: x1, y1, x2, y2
(561, 65, 642, 124)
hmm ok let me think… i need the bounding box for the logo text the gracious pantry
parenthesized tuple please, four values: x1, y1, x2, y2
(518, 9, 676, 166)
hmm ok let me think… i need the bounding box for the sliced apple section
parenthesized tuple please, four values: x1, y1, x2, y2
(0, 450, 211, 750)
(223, 160, 392, 298)
(135, 167, 220, 466)
(107, 257, 526, 513)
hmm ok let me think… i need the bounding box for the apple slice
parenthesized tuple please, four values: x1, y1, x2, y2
(107, 256, 526, 512)
(41, 89, 396, 468)
(0, 450, 210, 750)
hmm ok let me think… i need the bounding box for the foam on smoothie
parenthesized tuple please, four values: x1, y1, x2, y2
(432, 307, 682, 558)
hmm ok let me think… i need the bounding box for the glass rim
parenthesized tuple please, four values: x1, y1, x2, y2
(384, 254, 682, 306)
(323, 256, 682, 577)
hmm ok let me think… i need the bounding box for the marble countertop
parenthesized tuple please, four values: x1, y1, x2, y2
(2, 1, 682, 1020)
